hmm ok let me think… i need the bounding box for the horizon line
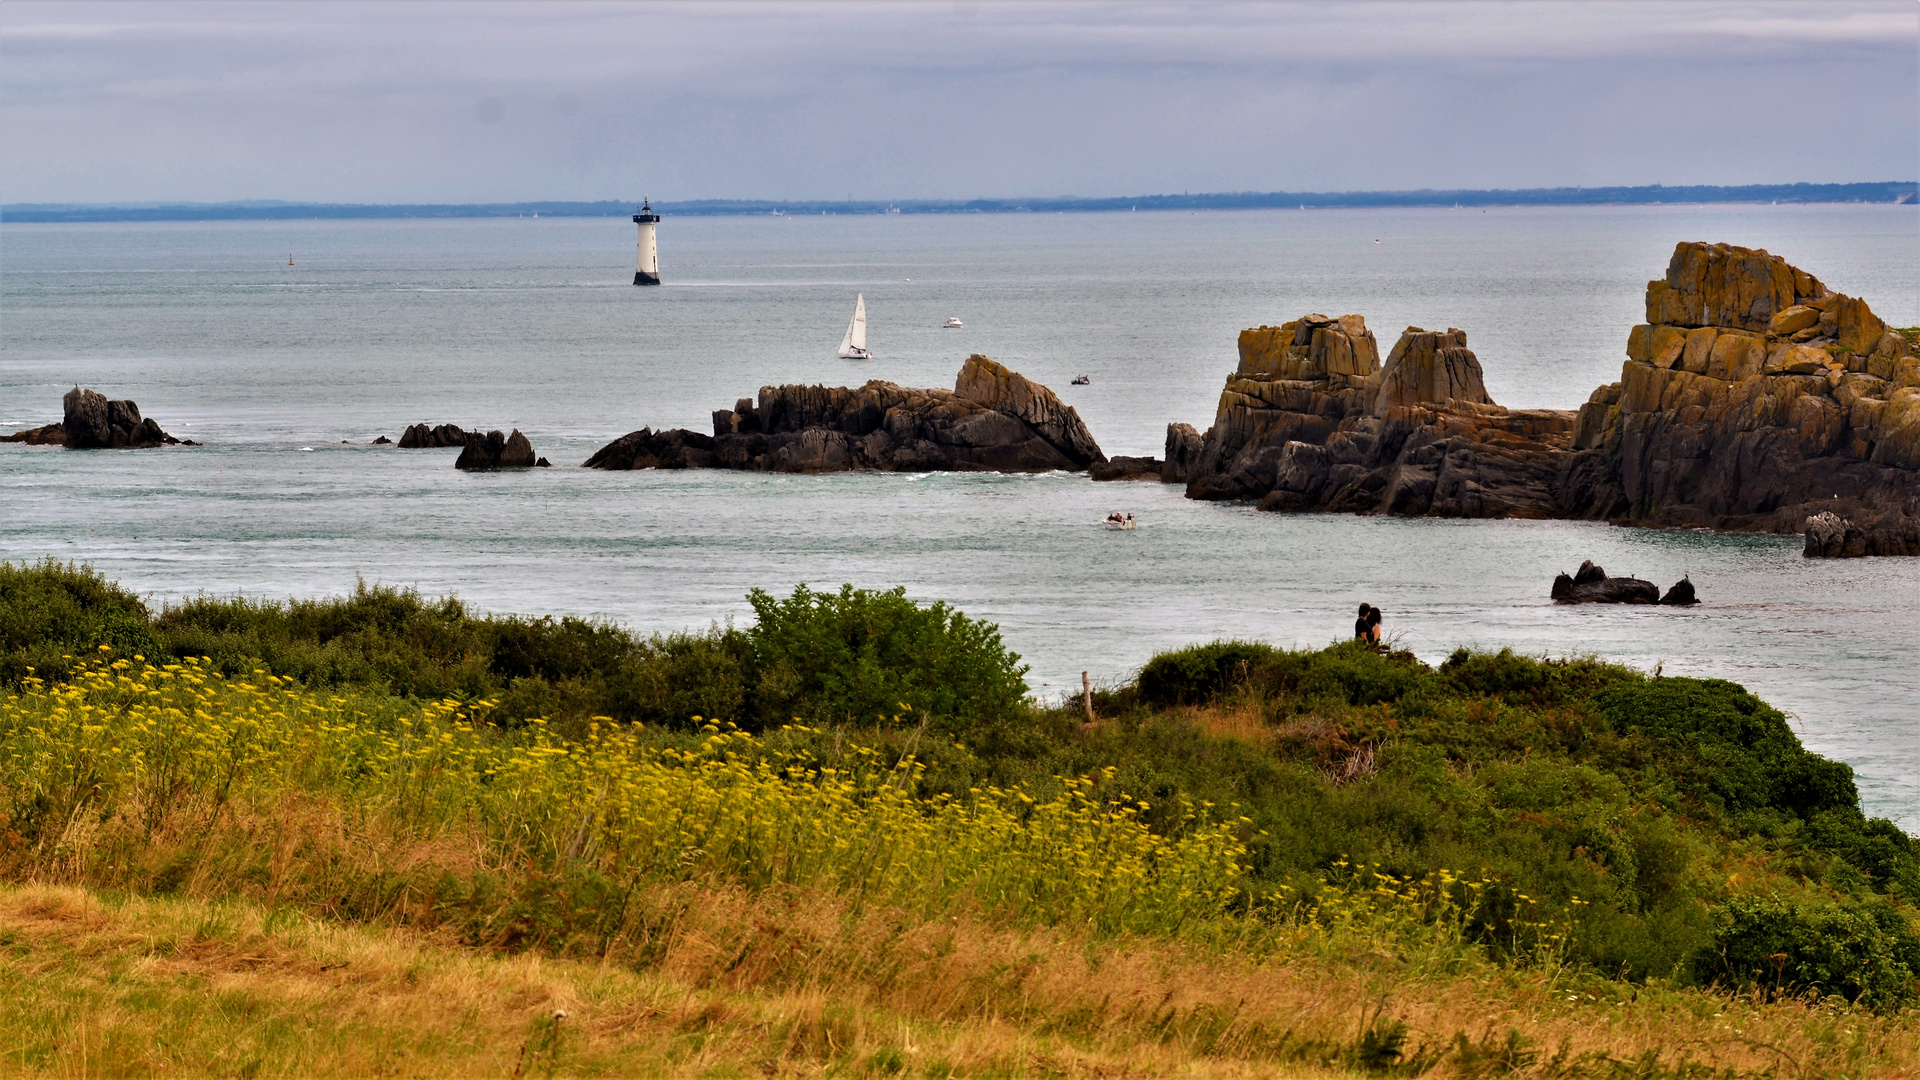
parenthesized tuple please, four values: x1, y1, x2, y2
(4, 181, 1915, 223)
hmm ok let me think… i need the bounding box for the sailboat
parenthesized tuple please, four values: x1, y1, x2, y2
(836, 293, 871, 359)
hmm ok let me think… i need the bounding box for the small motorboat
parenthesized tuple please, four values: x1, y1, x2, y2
(942, 317, 963, 328)
(1104, 512, 1136, 531)
(1070, 374, 1090, 385)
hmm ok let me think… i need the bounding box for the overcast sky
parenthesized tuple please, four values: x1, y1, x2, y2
(2, 1, 1914, 204)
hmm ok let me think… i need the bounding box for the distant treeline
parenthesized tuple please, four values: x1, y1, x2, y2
(5, 182, 1916, 222)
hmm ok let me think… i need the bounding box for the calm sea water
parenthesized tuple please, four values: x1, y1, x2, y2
(3, 206, 1917, 822)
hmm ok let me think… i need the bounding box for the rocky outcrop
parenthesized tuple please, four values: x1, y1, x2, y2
(1660, 577, 1699, 606)
(1168, 243, 1920, 554)
(1804, 511, 1868, 558)
(399, 424, 469, 448)
(1163, 422, 1204, 484)
(1, 424, 66, 445)
(1182, 315, 1576, 517)
(587, 356, 1105, 474)
(1549, 560, 1696, 605)
(1551, 561, 1660, 604)
(1090, 456, 1163, 481)
(1562, 242, 1920, 554)
(59, 388, 188, 448)
(454, 429, 538, 470)
(582, 426, 719, 470)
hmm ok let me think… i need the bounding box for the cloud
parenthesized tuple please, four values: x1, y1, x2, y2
(2, 0, 1913, 202)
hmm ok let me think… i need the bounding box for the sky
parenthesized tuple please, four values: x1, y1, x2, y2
(2, 1, 1915, 204)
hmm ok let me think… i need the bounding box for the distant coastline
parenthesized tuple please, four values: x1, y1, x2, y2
(5, 181, 1915, 223)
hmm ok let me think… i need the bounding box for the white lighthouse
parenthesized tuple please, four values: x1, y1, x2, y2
(632, 198, 661, 286)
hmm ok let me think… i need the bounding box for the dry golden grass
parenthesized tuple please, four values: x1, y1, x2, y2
(6, 882, 1918, 1079)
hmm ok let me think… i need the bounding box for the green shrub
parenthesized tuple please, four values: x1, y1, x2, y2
(1136, 641, 1277, 706)
(1688, 895, 1920, 1009)
(744, 584, 1028, 728)
(0, 559, 160, 685)
(1439, 648, 1637, 708)
(1257, 640, 1427, 711)
(1592, 678, 1857, 821)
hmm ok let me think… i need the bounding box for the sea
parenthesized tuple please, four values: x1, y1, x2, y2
(2, 205, 1917, 823)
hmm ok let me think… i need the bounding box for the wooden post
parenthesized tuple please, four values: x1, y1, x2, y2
(1082, 671, 1094, 723)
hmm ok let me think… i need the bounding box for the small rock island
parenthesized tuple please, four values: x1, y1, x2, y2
(1, 388, 194, 448)
(585, 355, 1106, 474)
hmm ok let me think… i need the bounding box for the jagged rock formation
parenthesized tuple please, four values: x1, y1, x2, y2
(1169, 243, 1920, 554)
(454, 429, 538, 470)
(1561, 242, 1919, 554)
(399, 423, 470, 448)
(586, 356, 1105, 474)
(1181, 315, 1575, 517)
(59, 388, 188, 448)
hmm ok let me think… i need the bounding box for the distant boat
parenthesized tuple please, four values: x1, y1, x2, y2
(287, 254, 294, 265)
(1104, 512, 1135, 530)
(837, 293, 871, 359)
(942, 317, 963, 328)
(1070, 374, 1089, 385)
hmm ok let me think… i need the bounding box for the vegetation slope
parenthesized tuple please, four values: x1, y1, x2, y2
(2, 559, 1917, 1078)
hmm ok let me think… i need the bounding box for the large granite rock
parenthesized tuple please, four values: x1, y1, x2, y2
(1562, 242, 1920, 554)
(1182, 316, 1576, 517)
(454, 429, 538, 470)
(586, 356, 1105, 474)
(1163, 422, 1204, 483)
(60, 388, 184, 448)
(1168, 243, 1920, 554)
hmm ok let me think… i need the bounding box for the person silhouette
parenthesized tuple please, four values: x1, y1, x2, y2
(1354, 603, 1373, 641)
(1366, 606, 1383, 646)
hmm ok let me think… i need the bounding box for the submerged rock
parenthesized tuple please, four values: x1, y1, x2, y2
(454, 429, 538, 470)
(587, 356, 1106, 474)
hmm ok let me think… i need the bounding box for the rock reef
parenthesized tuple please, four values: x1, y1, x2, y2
(585, 356, 1105, 474)
(399, 424, 471, 448)
(1170, 243, 1920, 554)
(1549, 560, 1698, 605)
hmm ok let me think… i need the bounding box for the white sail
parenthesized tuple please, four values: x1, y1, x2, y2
(837, 293, 870, 358)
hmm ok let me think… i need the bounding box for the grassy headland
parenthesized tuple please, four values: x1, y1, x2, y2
(2, 560, 1917, 1077)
